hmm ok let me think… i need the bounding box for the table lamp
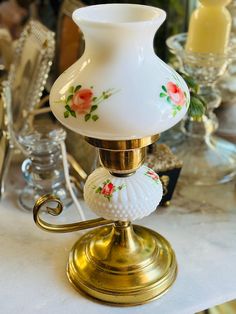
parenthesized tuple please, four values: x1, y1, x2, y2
(33, 4, 189, 306)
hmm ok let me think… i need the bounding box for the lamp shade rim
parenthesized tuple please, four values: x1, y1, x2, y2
(72, 4, 166, 28)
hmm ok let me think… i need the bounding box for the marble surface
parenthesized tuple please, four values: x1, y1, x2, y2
(0, 171, 236, 314)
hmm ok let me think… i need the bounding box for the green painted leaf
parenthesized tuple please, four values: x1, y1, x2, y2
(74, 85, 82, 92)
(66, 94, 73, 103)
(70, 110, 76, 117)
(162, 85, 167, 92)
(90, 105, 98, 112)
(160, 92, 166, 98)
(173, 110, 177, 117)
(85, 113, 91, 121)
(167, 96, 171, 104)
(92, 115, 99, 121)
(95, 187, 102, 193)
(68, 86, 74, 94)
(65, 104, 71, 111)
(176, 105, 182, 111)
(92, 96, 97, 101)
(64, 111, 69, 118)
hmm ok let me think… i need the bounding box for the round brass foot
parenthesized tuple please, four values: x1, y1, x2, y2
(67, 223, 177, 306)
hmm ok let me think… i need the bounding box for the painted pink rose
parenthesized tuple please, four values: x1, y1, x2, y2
(147, 170, 159, 181)
(166, 82, 185, 106)
(101, 182, 115, 196)
(71, 89, 93, 114)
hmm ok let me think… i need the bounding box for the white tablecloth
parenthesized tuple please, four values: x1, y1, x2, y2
(0, 173, 236, 314)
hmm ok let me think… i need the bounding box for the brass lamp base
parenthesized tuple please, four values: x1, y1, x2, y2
(67, 221, 177, 306)
(33, 134, 177, 306)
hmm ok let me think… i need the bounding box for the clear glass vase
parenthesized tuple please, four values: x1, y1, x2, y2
(18, 126, 72, 211)
(166, 33, 236, 185)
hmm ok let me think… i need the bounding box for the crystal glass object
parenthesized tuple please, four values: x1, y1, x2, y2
(18, 127, 72, 211)
(8, 20, 55, 135)
(218, 0, 236, 102)
(33, 4, 190, 306)
(166, 33, 236, 185)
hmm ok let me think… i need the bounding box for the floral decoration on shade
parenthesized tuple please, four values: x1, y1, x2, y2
(94, 179, 126, 202)
(58, 85, 116, 122)
(160, 78, 188, 117)
(145, 169, 160, 184)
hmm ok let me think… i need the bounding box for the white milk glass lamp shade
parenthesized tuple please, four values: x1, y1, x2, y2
(50, 4, 190, 140)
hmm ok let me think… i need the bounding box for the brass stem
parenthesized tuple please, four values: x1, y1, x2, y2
(112, 221, 143, 253)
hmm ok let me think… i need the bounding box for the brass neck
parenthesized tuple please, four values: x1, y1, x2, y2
(99, 147, 146, 175)
(85, 134, 159, 175)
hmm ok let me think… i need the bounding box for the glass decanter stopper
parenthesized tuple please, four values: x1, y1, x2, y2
(18, 126, 72, 211)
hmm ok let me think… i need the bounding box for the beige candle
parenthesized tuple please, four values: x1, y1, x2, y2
(186, 0, 232, 54)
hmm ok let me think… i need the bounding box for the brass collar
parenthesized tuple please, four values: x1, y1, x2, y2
(84, 134, 160, 150)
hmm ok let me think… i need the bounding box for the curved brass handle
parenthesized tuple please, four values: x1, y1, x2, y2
(33, 194, 113, 233)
